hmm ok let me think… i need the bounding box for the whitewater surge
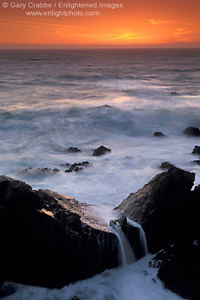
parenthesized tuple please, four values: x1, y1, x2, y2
(1, 104, 200, 207)
(5, 255, 183, 300)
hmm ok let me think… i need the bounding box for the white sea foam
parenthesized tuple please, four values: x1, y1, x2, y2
(5, 255, 183, 300)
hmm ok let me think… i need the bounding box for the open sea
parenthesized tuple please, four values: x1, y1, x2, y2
(1, 48, 200, 300)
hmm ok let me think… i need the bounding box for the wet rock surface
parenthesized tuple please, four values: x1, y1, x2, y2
(183, 127, 200, 136)
(116, 167, 195, 253)
(153, 132, 166, 137)
(0, 176, 118, 289)
(2, 167, 200, 299)
(93, 145, 111, 156)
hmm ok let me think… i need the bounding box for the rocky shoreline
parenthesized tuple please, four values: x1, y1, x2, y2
(0, 176, 118, 289)
(1, 165, 200, 299)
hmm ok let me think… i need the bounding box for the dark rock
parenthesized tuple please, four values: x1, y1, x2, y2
(193, 160, 200, 165)
(192, 146, 200, 155)
(65, 161, 90, 173)
(93, 146, 111, 156)
(66, 147, 81, 153)
(0, 176, 41, 210)
(151, 242, 200, 300)
(116, 167, 195, 253)
(171, 92, 178, 95)
(194, 184, 200, 192)
(183, 127, 200, 137)
(159, 162, 175, 169)
(0, 176, 118, 288)
(153, 132, 166, 137)
(66, 166, 83, 172)
(147, 182, 200, 298)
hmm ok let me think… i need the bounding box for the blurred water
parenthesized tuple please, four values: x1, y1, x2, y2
(1, 48, 200, 299)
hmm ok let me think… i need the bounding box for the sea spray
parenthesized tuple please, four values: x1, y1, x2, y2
(127, 218, 148, 256)
(110, 220, 136, 266)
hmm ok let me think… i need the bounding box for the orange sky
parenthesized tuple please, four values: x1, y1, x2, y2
(0, 0, 200, 48)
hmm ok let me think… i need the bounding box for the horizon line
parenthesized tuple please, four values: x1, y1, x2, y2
(0, 45, 200, 50)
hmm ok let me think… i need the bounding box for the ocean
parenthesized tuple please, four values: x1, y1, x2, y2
(1, 48, 200, 299)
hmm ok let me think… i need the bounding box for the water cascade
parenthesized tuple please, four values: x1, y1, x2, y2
(127, 218, 148, 256)
(110, 221, 136, 266)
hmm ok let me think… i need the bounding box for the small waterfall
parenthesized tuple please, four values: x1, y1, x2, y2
(127, 218, 148, 256)
(110, 221, 136, 266)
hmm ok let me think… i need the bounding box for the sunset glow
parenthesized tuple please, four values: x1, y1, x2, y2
(0, 0, 200, 48)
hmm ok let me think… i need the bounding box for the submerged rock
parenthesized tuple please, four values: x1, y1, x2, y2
(192, 145, 200, 155)
(183, 127, 200, 136)
(153, 132, 166, 137)
(93, 146, 111, 156)
(116, 167, 195, 253)
(98, 104, 112, 109)
(18, 167, 59, 176)
(0, 176, 118, 288)
(60, 163, 71, 167)
(159, 162, 175, 169)
(66, 147, 81, 153)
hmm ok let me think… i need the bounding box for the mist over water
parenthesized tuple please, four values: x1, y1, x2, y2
(0, 48, 200, 299)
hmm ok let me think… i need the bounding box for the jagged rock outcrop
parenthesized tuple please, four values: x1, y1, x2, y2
(65, 161, 90, 173)
(150, 240, 200, 300)
(0, 176, 118, 289)
(116, 167, 200, 299)
(93, 146, 111, 156)
(116, 167, 195, 253)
